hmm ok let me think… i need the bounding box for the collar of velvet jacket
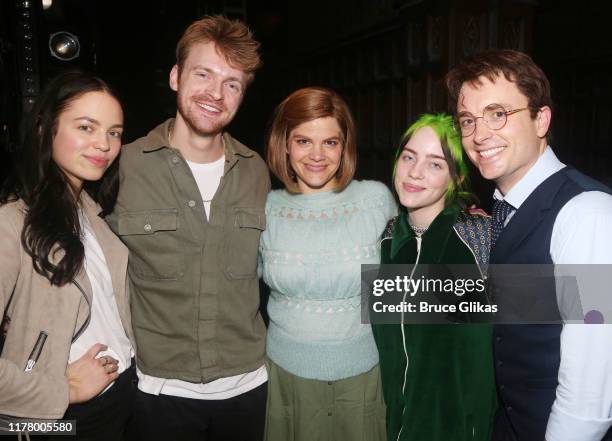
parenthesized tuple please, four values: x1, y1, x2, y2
(390, 203, 462, 262)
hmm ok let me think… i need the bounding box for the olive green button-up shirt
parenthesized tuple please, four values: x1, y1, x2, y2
(107, 119, 270, 383)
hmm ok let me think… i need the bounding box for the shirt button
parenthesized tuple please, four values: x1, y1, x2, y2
(327, 381, 333, 386)
(497, 360, 503, 367)
(507, 406, 513, 413)
(495, 336, 502, 342)
(171, 156, 179, 164)
(144, 223, 152, 232)
(188, 200, 196, 208)
(499, 384, 506, 391)
(327, 412, 332, 416)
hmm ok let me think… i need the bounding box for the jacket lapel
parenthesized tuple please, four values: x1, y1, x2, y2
(390, 205, 459, 263)
(80, 194, 131, 337)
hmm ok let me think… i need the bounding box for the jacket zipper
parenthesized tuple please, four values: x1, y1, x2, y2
(396, 235, 422, 441)
(71, 279, 91, 343)
(396, 230, 483, 440)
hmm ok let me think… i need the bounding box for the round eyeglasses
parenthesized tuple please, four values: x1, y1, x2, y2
(456, 104, 529, 137)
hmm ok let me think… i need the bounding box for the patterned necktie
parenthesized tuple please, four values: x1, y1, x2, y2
(491, 199, 514, 247)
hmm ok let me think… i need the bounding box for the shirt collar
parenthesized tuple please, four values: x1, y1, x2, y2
(222, 132, 254, 159)
(141, 119, 173, 152)
(493, 146, 565, 209)
(141, 119, 253, 159)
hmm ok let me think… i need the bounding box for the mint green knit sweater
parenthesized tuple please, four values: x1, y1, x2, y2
(260, 180, 397, 380)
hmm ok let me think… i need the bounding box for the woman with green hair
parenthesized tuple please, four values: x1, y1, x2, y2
(372, 113, 496, 441)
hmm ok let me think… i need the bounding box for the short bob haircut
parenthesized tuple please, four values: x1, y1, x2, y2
(176, 15, 262, 85)
(267, 87, 357, 194)
(445, 49, 552, 120)
(393, 113, 476, 209)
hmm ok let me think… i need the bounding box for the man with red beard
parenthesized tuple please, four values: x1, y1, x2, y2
(107, 16, 270, 441)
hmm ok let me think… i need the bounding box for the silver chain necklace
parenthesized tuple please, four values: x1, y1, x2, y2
(409, 222, 429, 236)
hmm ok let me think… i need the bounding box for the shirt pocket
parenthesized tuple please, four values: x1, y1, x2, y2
(117, 209, 182, 280)
(225, 207, 266, 280)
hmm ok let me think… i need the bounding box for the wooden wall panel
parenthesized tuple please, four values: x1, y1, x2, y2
(286, 0, 544, 186)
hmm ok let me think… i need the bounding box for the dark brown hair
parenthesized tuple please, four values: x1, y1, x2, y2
(0, 71, 121, 286)
(267, 87, 357, 193)
(445, 49, 552, 119)
(176, 15, 262, 84)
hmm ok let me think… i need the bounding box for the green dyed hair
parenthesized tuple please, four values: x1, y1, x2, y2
(392, 113, 476, 209)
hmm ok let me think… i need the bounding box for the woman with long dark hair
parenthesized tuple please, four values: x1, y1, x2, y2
(0, 71, 135, 440)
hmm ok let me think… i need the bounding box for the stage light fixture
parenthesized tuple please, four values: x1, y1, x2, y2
(48, 31, 80, 61)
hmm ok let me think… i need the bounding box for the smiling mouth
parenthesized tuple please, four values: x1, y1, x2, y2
(84, 156, 109, 167)
(304, 164, 328, 172)
(196, 102, 222, 113)
(402, 183, 425, 192)
(479, 146, 506, 159)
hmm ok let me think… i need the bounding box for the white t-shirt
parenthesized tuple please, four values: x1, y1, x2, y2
(187, 156, 225, 220)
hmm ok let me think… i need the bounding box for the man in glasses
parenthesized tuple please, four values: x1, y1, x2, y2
(446, 50, 612, 441)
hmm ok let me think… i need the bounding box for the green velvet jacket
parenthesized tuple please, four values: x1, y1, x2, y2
(372, 203, 496, 441)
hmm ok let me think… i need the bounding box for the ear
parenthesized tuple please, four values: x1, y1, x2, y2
(535, 106, 552, 138)
(169, 65, 179, 92)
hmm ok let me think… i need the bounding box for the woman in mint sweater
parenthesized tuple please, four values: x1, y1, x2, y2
(260, 87, 397, 441)
(372, 114, 496, 441)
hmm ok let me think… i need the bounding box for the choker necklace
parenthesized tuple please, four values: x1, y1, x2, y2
(409, 222, 428, 236)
